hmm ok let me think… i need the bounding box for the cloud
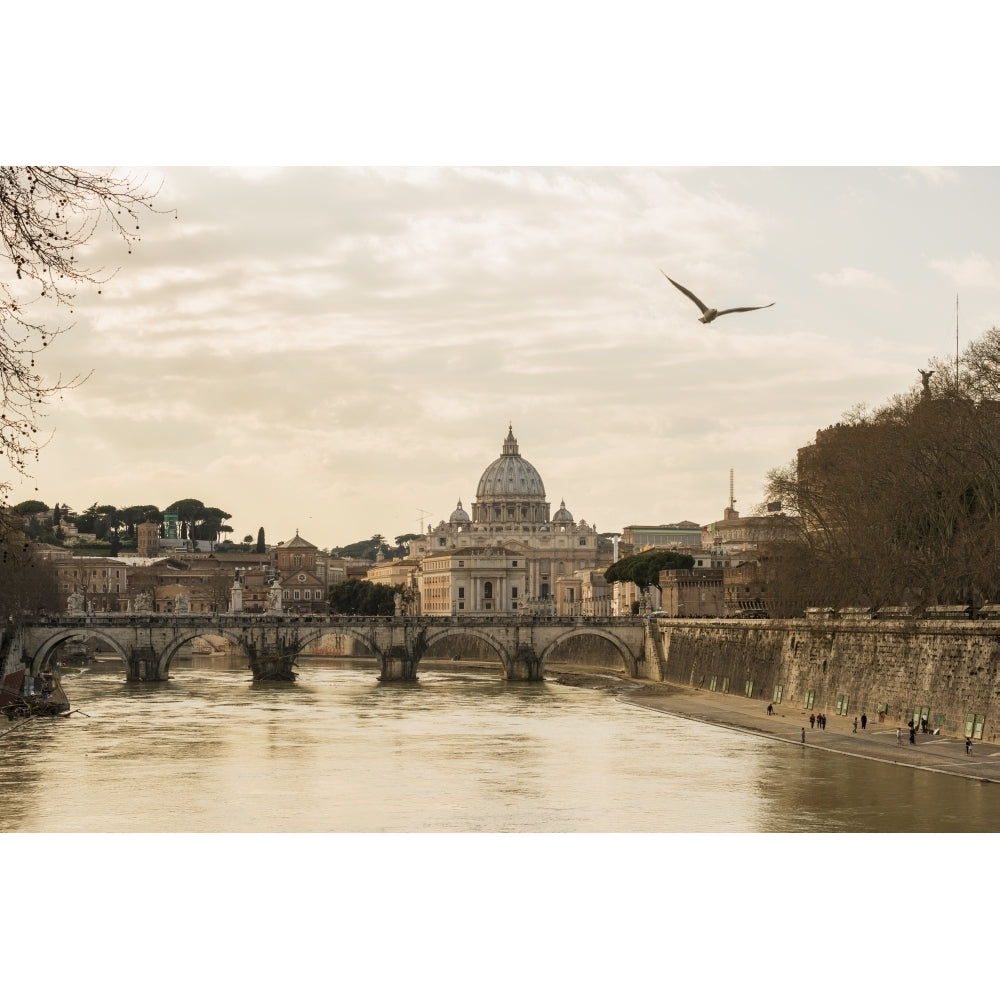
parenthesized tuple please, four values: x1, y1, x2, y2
(902, 167, 961, 185)
(928, 252, 1000, 288)
(817, 266, 892, 291)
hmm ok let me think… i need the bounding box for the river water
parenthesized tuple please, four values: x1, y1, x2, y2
(3, 654, 999, 833)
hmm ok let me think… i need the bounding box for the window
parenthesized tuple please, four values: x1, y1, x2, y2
(511, 587, 518, 599)
(484, 582, 493, 599)
(458, 560, 465, 567)
(458, 587, 465, 599)
(579, 537, 586, 545)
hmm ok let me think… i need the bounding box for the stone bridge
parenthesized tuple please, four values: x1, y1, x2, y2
(14, 613, 648, 683)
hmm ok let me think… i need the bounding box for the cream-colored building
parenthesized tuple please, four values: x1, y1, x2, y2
(420, 545, 528, 614)
(404, 426, 607, 616)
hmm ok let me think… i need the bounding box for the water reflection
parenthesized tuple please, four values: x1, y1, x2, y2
(2, 655, 998, 832)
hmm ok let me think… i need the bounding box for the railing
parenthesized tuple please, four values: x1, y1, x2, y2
(22, 613, 641, 629)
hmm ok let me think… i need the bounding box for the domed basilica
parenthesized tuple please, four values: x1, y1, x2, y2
(405, 426, 606, 615)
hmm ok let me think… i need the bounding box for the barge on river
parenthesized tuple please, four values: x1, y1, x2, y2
(1, 668, 71, 719)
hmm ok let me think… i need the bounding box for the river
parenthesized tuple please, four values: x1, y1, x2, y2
(3, 654, 999, 833)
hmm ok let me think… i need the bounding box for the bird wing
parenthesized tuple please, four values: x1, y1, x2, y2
(715, 303, 775, 316)
(661, 271, 709, 314)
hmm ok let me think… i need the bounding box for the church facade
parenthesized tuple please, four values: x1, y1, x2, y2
(406, 426, 606, 615)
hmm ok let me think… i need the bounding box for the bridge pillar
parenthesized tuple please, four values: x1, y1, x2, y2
(379, 646, 417, 682)
(128, 647, 168, 682)
(247, 640, 299, 681)
(505, 644, 543, 682)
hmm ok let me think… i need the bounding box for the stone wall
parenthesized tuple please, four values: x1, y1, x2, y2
(647, 619, 1000, 741)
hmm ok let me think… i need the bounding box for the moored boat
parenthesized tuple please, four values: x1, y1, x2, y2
(0, 668, 71, 719)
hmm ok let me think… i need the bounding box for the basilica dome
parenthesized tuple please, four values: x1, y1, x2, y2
(552, 500, 574, 525)
(476, 425, 546, 500)
(450, 500, 471, 524)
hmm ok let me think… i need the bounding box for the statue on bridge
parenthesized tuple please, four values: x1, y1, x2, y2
(268, 578, 283, 613)
(67, 592, 85, 615)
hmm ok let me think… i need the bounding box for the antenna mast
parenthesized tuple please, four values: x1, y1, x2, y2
(729, 468, 736, 510)
(956, 294, 960, 380)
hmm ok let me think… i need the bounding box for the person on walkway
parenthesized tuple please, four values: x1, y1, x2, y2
(896, 728, 901, 746)
(801, 727, 806, 743)
(767, 703, 773, 716)
(853, 717, 858, 733)
(966, 737, 973, 755)
(909, 726, 916, 744)
(861, 713, 867, 730)
(810, 713, 815, 729)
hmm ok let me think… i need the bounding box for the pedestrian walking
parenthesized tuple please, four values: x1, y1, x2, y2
(853, 717, 858, 733)
(860, 713, 867, 730)
(801, 727, 806, 744)
(896, 728, 901, 746)
(767, 703, 773, 716)
(810, 713, 815, 729)
(966, 737, 973, 755)
(909, 727, 916, 744)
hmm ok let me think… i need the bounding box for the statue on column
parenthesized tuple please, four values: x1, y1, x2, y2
(229, 574, 244, 614)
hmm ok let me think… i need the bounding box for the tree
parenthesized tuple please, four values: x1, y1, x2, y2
(331, 536, 392, 561)
(328, 578, 398, 615)
(165, 498, 205, 540)
(12, 499, 48, 517)
(603, 550, 695, 605)
(0, 541, 59, 618)
(763, 327, 1000, 613)
(1, 167, 159, 514)
(256, 527, 266, 553)
(120, 504, 162, 539)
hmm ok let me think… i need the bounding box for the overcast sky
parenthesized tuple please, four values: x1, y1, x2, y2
(8, 3, 999, 551)
(12, 165, 996, 549)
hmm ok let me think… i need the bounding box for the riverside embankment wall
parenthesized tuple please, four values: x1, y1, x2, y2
(643, 619, 1000, 741)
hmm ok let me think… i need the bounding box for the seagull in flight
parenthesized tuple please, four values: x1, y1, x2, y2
(661, 270, 774, 324)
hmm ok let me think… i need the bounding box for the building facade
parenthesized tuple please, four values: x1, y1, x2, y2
(402, 426, 606, 616)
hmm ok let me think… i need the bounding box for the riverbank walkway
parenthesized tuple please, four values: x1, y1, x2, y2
(620, 682, 1000, 784)
(546, 666, 1000, 784)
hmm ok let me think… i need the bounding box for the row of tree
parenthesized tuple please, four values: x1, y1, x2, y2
(6, 497, 256, 551)
(762, 327, 1000, 614)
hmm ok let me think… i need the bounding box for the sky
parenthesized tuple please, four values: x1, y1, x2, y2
(13, 165, 1000, 550)
(8, 4, 1000, 554)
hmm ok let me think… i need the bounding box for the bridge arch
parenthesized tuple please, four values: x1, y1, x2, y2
(296, 627, 380, 660)
(30, 628, 132, 672)
(157, 627, 251, 675)
(535, 627, 638, 675)
(418, 626, 510, 674)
